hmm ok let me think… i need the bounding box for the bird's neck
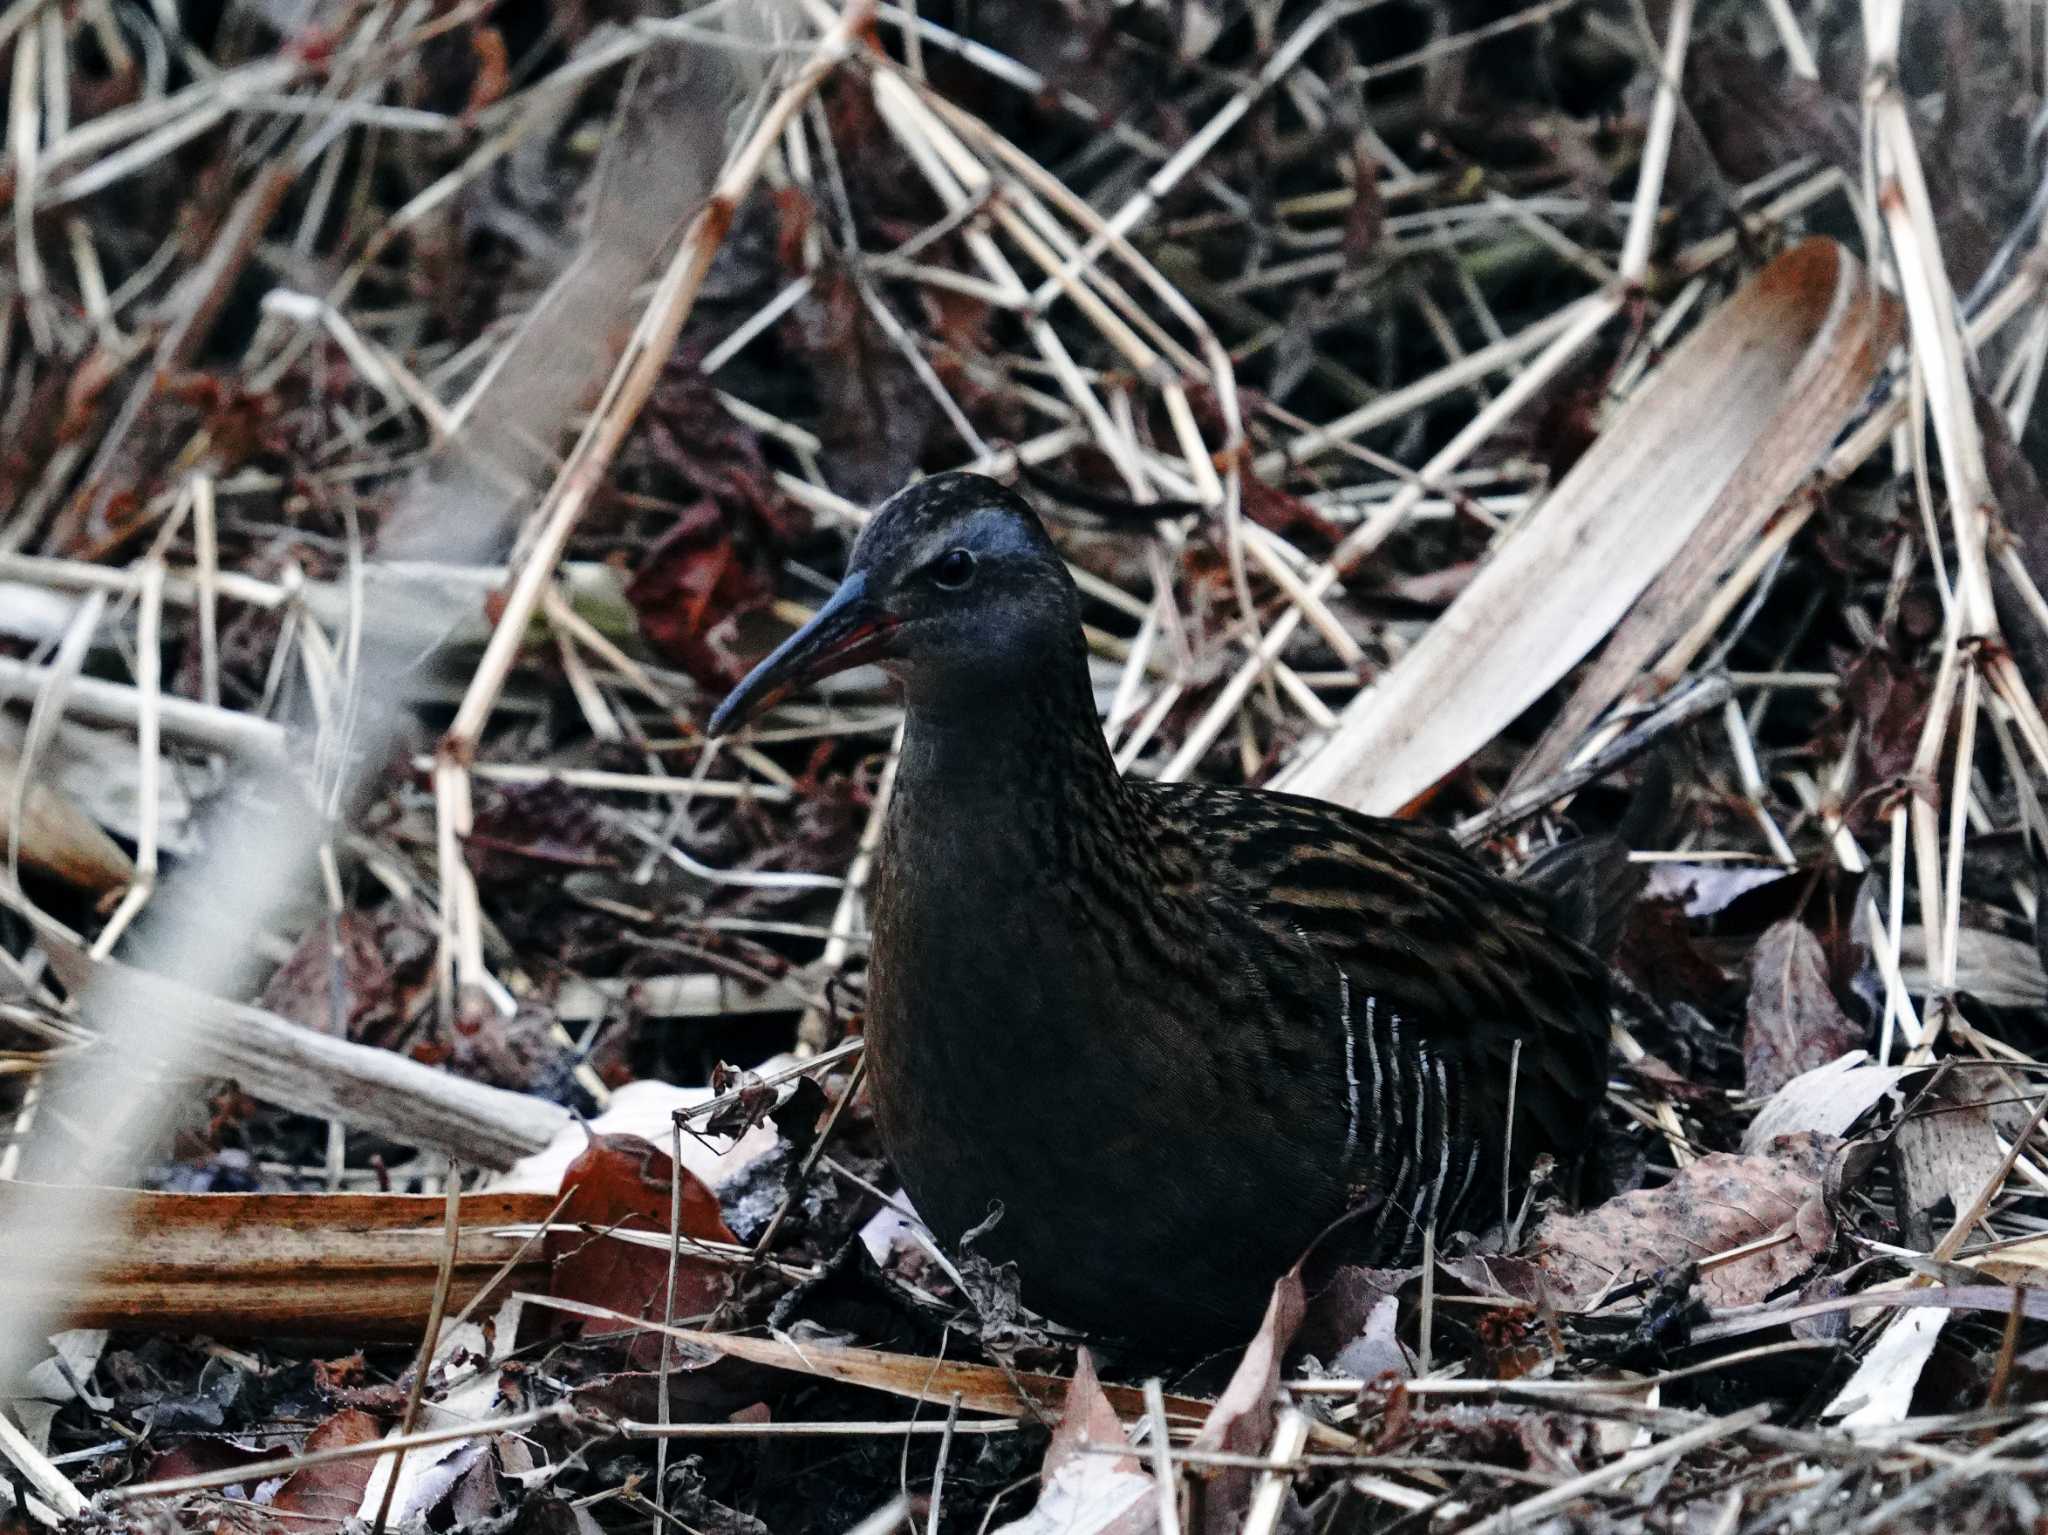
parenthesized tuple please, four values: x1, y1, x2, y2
(893, 634, 1124, 817)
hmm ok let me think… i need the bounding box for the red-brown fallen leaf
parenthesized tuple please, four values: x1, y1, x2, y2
(994, 1348, 1152, 1535)
(1744, 919, 1865, 1097)
(314, 1353, 411, 1414)
(461, 25, 510, 119)
(142, 1438, 279, 1486)
(1190, 1267, 1306, 1535)
(57, 346, 126, 442)
(1046, 1348, 1134, 1480)
(271, 1407, 383, 1518)
(1240, 472, 1343, 547)
(1477, 1133, 1844, 1311)
(258, 910, 435, 1047)
(618, 361, 809, 689)
(548, 1133, 737, 1366)
(1838, 642, 1933, 818)
(772, 185, 814, 273)
(158, 372, 283, 476)
(464, 781, 622, 887)
(1614, 896, 1729, 1007)
(626, 499, 775, 690)
(790, 264, 935, 502)
(1341, 144, 1384, 266)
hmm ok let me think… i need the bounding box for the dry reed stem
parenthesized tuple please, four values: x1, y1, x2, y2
(368, 1169, 465, 1533)
(5, 0, 2048, 1523)
(432, 0, 877, 1013)
(102, 1406, 573, 1506)
(0, 1407, 86, 1523)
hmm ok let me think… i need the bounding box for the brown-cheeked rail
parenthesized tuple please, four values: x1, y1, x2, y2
(710, 472, 1618, 1348)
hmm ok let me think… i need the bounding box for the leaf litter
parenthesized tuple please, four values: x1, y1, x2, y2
(4, 1, 2048, 1533)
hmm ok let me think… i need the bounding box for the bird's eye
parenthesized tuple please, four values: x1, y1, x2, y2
(929, 548, 977, 590)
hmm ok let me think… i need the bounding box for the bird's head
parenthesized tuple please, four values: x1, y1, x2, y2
(707, 472, 1078, 735)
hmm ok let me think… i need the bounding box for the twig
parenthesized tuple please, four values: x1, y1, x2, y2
(101, 1407, 574, 1504)
(1455, 675, 1731, 846)
(0, 1407, 88, 1523)
(926, 1393, 962, 1535)
(1456, 1405, 1770, 1535)
(1144, 1379, 1181, 1535)
(370, 1166, 466, 1534)
(655, 1114, 684, 1534)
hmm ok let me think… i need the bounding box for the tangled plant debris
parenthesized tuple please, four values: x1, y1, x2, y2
(5, 0, 2048, 1531)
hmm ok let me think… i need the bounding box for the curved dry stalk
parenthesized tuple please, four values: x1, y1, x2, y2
(431, 0, 878, 1013)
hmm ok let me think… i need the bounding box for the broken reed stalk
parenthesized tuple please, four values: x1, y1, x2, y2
(431, 0, 879, 1018)
(0, 1408, 87, 1524)
(1453, 674, 1732, 846)
(0, 1184, 554, 1335)
(1837, 0, 2048, 1392)
(1859, 0, 2012, 1069)
(0, 655, 290, 761)
(88, 557, 161, 956)
(52, 953, 572, 1167)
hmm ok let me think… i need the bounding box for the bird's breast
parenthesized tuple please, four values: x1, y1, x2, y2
(861, 798, 1356, 1262)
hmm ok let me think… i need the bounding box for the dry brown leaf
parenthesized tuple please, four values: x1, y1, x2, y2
(1840, 642, 1937, 800)
(1744, 920, 1865, 1097)
(140, 1438, 278, 1487)
(1822, 1304, 1949, 1428)
(1044, 1349, 1135, 1480)
(258, 909, 434, 1045)
(1966, 1236, 2048, 1283)
(624, 496, 782, 690)
(1897, 925, 2048, 1008)
(994, 1349, 1153, 1535)
(1296, 1266, 1414, 1382)
(547, 1133, 737, 1367)
(0, 740, 135, 895)
(1190, 1268, 1306, 1535)
(402, 1436, 503, 1527)
(1896, 1074, 2030, 1216)
(1523, 1133, 1841, 1310)
(270, 1408, 384, 1518)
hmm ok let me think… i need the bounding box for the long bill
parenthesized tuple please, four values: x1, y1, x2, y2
(707, 570, 899, 736)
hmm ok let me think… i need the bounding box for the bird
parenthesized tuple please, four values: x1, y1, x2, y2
(709, 472, 1617, 1348)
